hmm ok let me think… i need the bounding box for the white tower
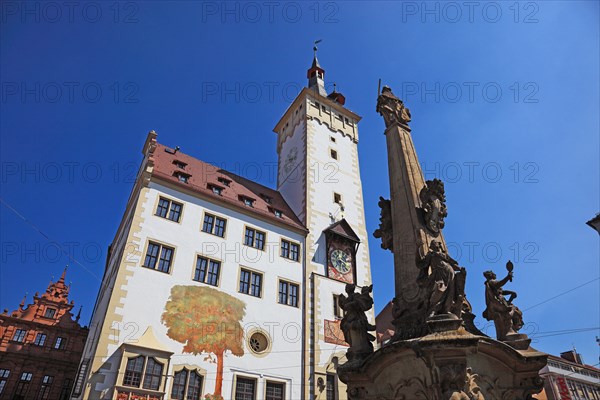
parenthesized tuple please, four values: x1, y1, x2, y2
(274, 47, 373, 399)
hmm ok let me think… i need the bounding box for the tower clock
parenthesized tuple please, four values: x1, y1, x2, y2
(324, 219, 360, 284)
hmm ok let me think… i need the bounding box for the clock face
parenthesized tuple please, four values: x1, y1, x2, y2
(284, 147, 298, 174)
(330, 249, 351, 274)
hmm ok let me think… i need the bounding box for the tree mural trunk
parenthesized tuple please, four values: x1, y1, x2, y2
(215, 350, 224, 396)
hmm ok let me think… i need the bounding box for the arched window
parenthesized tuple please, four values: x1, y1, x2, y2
(142, 358, 163, 390)
(123, 356, 144, 387)
(171, 370, 187, 400)
(187, 371, 202, 400)
(171, 369, 203, 400)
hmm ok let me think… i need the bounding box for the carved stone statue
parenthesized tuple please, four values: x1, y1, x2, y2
(376, 86, 411, 127)
(373, 196, 393, 251)
(339, 284, 376, 363)
(417, 241, 466, 320)
(420, 178, 448, 235)
(482, 261, 526, 346)
(440, 365, 486, 400)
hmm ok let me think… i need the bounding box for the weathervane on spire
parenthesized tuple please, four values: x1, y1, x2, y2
(313, 39, 322, 56)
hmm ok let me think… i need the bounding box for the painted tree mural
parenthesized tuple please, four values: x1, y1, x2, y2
(161, 285, 246, 397)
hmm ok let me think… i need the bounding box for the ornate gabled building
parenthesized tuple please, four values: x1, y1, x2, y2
(74, 49, 373, 400)
(0, 267, 88, 400)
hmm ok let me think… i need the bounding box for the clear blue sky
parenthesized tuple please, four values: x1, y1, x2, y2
(1, 1, 598, 364)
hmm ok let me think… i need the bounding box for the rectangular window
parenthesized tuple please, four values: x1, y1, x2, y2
(266, 381, 285, 400)
(15, 372, 33, 398)
(281, 240, 289, 258)
(209, 184, 223, 195)
(175, 172, 190, 183)
(333, 295, 343, 319)
(235, 377, 256, 400)
(218, 177, 231, 186)
(59, 378, 73, 400)
(0, 369, 9, 395)
(54, 336, 66, 350)
(194, 256, 221, 286)
(280, 240, 299, 261)
(155, 197, 183, 222)
(244, 227, 265, 250)
(239, 269, 262, 298)
(34, 333, 47, 346)
(202, 213, 227, 237)
(278, 280, 299, 307)
(38, 375, 53, 400)
(203, 214, 214, 233)
(326, 374, 337, 400)
(12, 329, 26, 342)
(334, 193, 342, 204)
(44, 308, 56, 318)
(173, 160, 187, 169)
(143, 242, 174, 273)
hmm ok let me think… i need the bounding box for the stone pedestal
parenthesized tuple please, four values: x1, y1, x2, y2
(338, 330, 546, 400)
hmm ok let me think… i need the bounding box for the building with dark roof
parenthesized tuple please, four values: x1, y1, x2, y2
(0, 268, 88, 400)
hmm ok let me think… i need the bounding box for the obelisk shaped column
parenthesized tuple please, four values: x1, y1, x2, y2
(375, 86, 449, 338)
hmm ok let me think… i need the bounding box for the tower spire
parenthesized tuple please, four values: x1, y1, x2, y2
(58, 265, 68, 282)
(307, 40, 327, 97)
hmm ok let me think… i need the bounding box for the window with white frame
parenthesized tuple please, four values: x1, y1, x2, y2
(235, 377, 256, 400)
(266, 381, 285, 400)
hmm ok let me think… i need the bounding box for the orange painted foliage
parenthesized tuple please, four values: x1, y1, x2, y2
(161, 285, 246, 396)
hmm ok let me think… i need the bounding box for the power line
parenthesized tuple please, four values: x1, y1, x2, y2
(0, 197, 100, 281)
(524, 277, 600, 311)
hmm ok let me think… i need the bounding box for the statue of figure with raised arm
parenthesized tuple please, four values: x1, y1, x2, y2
(483, 261, 527, 347)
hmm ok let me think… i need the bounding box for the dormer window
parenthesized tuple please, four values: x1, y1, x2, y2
(261, 194, 272, 204)
(173, 160, 187, 169)
(208, 184, 223, 196)
(43, 308, 56, 318)
(240, 196, 255, 207)
(274, 209, 283, 218)
(217, 177, 231, 187)
(174, 172, 190, 183)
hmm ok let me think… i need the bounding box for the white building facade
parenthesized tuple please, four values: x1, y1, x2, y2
(75, 54, 373, 400)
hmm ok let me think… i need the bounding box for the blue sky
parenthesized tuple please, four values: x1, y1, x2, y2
(1, 1, 598, 363)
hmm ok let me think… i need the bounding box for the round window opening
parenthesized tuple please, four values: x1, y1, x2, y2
(249, 332, 268, 354)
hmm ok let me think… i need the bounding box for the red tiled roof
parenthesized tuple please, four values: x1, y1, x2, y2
(151, 143, 307, 232)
